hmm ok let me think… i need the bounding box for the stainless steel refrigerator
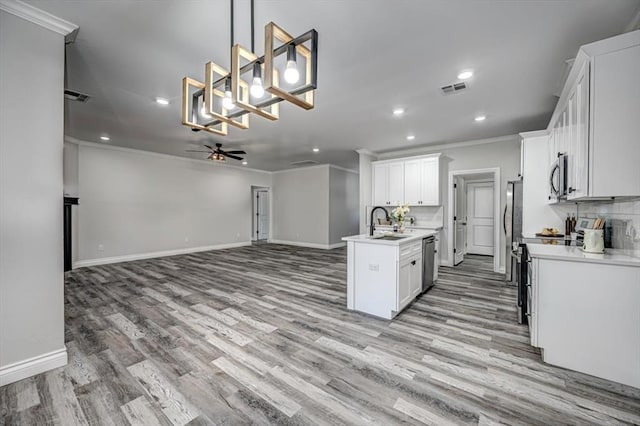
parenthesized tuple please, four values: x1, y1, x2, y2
(504, 179, 523, 284)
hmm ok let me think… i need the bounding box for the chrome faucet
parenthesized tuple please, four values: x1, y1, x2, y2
(370, 206, 390, 236)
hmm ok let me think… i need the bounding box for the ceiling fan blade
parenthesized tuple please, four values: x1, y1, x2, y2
(185, 150, 212, 153)
(204, 144, 213, 150)
(225, 150, 247, 155)
(225, 153, 244, 161)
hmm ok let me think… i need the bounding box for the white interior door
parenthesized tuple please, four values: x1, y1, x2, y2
(256, 190, 269, 240)
(466, 182, 494, 255)
(453, 177, 465, 265)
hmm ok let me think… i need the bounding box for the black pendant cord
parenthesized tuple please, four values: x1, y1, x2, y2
(230, 0, 234, 69)
(251, 0, 255, 53)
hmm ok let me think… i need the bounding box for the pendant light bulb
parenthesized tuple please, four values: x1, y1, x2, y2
(284, 44, 300, 84)
(200, 100, 211, 118)
(222, 91, 235, 110)
(222, 79, 235, 110)
(250, 63, 264, 98)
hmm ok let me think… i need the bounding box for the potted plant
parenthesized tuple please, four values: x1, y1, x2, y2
(391, 203, 410, 233)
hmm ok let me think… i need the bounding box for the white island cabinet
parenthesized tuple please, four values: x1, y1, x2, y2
(343, 230, 438, 320)
(527, 244, 640, 388)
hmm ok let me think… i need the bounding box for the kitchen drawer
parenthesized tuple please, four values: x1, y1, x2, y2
(400, 241, 422, 258)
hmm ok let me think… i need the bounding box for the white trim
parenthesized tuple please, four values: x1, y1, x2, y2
(376, 134, 518, 159)
(73, 242, 251, 268)
(372, 152, 441, 166)
(447, 167, 501, 273)
(329, 164, 359, 175)
(0, 0, 78, 36)
(519, 130, 548, 138)
(65, 136, 272, 174)
(625, 8, 640, 32)
(268, 239, 346, 250)
(499, 267, 506, 274)
(355, 148, 377, 157)
(0, 347, 67, 387)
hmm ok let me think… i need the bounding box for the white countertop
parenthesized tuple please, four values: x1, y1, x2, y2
(527, 244, 640, 267)
(370, 224, 443, 231)
(342, 229, 438, 246)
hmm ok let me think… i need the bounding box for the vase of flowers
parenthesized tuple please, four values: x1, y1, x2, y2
(390, 203, 410, 233)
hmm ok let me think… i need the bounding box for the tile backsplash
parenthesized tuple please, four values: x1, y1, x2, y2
(367, 205, 444, 228)
(577, 199, 640, 252)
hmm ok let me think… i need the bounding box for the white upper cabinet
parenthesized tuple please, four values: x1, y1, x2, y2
(548, 30, 640, 201)
(372, 154, 441, 207)
(567, 60, 589, 200)
(420, 157, 440, 206)
(373, 162, 405, 206)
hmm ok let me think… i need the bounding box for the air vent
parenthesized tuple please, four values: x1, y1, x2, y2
(64, 89, 90, 102)
(290, 160, 318, 167)
(440, 81, 467, 95)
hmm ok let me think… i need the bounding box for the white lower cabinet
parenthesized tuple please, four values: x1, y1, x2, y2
(348, 237, 428, 320)
(530, 256, 640, 388)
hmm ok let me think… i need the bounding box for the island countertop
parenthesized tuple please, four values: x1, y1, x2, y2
(342, 229, 438, 246)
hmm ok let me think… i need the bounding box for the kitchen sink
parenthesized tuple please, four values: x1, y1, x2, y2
(373, 235, 409, 240)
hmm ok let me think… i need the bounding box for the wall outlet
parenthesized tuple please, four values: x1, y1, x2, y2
(369, 264, 379, 272)
(296, 232, 300, 238)
(184, 237, 189, 243)
(236, 232, 240, 238)
(97, 244, 104, 252)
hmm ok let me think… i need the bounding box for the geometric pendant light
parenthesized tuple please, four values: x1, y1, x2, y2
(181, 0, 318, 135)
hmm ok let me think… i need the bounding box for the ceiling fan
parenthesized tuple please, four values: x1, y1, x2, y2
(186, 143, 246, 162)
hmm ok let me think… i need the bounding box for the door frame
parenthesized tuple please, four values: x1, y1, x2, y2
(447, 168, 500, 273)
(251, 186, 272, 241)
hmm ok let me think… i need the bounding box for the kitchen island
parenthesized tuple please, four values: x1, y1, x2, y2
(342, 230, 438, 319)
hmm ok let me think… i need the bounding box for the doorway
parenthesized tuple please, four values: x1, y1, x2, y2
(252, 187, 270, 242)
(449, 168, 500, 273)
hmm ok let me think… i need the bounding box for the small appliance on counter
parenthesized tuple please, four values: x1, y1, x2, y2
(582, 229, 605, 253)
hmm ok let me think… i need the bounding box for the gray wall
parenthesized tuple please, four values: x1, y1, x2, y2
(272, 166, 330, 246)
(358, 151, 376, 234)
(379, 137, 521, 271)
(72, 143, 271, 264)
(0, 12, 66, 370)
(329, 167, 360, 244)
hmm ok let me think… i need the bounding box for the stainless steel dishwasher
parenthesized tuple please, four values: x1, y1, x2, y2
(422, 236, 435, 292)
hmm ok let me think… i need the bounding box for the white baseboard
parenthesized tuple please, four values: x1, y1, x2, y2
(0, 347, 67, 387)
(269, 240, 346, 250)
(499, 266, 506, 274)
(73, 242, 252, 268)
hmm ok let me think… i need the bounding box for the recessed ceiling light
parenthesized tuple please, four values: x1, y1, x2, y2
(475, 115, 486, 122)
(155, 97, 169, 105)
(458, 70, 473, 80)
(242, 161, 248, 165)
(312, 148, 320, 152)
(100, 135, 110, 141)
(392, 108, 405, 116)
(406, 135, 415, 141)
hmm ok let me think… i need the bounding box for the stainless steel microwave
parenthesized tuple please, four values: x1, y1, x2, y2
(549, 152, 568, 201)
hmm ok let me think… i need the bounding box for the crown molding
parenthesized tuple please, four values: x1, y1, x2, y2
(355, 148, 377, 157)
(376, 134, 519, 159)
(625, 7, 640, 32)
(519, 130, 549, 139)
(0, 0, 78, 39)
(64, 136, 273, 174)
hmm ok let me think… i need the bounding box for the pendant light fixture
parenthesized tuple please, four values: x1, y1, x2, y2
(181, 0, 318, 136)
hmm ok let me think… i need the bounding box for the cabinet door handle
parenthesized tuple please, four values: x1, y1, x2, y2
(411, 260, 416, 266)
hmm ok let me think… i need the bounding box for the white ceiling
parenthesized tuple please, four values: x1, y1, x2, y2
(26, 0, 640, 171)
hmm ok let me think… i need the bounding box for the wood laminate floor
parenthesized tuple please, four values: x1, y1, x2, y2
(2, 244, 639, 425)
